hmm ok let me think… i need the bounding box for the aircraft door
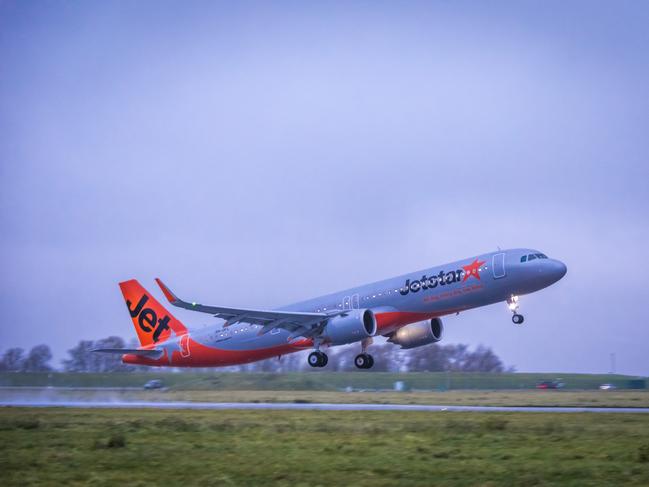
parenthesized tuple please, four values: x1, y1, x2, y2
(180, 334, 191, 358)
(492, 253, 506, 279)
(351, 294, 360, 310)
(343, 296, 351, 310)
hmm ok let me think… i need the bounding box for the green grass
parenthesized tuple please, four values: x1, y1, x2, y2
(1, 371, 645, 390)
(1, 407, 649, 486)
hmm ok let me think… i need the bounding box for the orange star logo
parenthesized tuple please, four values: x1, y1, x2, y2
(462, 259, 485, 281)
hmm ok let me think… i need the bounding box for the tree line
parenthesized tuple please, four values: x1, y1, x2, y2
(0, 345, 54, 372)
(234, 341, 511, 373)
(0, 336, 511, 373)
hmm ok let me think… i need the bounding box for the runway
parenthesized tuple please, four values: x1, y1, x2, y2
(2, 400, 649, 413)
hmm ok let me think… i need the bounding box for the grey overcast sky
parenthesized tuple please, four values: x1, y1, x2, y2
(1, 1, 648, 374)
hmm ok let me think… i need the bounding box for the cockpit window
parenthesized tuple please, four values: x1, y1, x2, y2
(522, 253, 549, 263)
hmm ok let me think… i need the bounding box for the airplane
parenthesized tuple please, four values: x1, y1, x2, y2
(93, 248, 567, 369)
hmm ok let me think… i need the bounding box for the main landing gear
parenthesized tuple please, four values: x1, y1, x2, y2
(354, 337, 374, 369)
(507, 295, 525, 325)
(308, 337, 376, 369)
(308, 350, 328, 368)
(354, 353, 374, 369)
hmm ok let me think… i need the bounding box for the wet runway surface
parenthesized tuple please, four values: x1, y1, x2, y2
(2, 400, 649, 413)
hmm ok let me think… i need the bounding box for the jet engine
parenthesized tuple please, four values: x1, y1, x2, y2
(324, 309, 377, 345)
(387, 318, 443, 349)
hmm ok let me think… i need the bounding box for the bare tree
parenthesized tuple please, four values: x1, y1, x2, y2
(62, 337, 135, 372)
(0, 348, 26, 371)
(62, 340, 96, 372)
(457, 344, 505, 372)
(22, 345, 53, 372)
(92, 336, 131, 372)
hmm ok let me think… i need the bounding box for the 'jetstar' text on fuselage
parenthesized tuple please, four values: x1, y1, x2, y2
(400, 269, 464, 296)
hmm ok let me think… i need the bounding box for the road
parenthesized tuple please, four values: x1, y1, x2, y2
(2, 400, 649, 413)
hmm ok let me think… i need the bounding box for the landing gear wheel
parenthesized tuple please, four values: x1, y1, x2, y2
(308, 352, 320, 368)
(354, 354, 366, 369)
(308, 351, 328, 368)
(512, 314, 525, 325)
(354, 353, 374, 369)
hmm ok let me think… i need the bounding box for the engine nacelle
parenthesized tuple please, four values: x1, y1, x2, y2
(324, 309, 377, 345)
(388, 318, 443, 349)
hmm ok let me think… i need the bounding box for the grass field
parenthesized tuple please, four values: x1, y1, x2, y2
(3, 388, 649, 408)
(1, 407, 649, 486)
(1, 371, 646, 390)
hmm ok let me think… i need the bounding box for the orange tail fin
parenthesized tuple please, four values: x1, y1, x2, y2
(119, 279, 188, 346)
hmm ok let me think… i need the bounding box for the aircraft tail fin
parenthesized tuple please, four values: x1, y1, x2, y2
(119, 279, 188, 346)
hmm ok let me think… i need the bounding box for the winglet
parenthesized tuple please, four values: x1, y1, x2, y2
(154, 278, 207, 313)
(155, 278, 180, 304)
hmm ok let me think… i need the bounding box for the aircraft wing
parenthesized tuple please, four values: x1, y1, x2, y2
(155, 278, 342, 336)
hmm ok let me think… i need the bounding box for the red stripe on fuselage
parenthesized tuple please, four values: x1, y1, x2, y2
(123, 337, 314, 367)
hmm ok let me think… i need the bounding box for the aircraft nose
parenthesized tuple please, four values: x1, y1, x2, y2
(550, 259, 567, 281)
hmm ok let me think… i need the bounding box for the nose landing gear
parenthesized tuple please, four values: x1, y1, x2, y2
(507, 295, 525, 325)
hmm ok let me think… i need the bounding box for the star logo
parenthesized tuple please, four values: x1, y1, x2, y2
(155, 328, 182, 364)
(462, 259, 485, 282)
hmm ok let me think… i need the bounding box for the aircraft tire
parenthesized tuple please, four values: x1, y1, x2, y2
(512, 314, 524, 325)
(308, 351, 328, 367)
(354, 353, 372, 369)
(308, 351, 321, 367)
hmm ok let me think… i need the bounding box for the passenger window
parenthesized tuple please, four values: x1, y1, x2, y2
(528, 254, 537, 261)
(520, 255, 527, 262)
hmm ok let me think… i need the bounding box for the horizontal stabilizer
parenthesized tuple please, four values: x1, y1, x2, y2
(91, 348, 163, 359)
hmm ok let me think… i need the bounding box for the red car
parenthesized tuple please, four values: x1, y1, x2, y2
(536, 380, 563, 389)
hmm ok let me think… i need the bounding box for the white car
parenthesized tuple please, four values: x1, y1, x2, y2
(143, 379, 164, 390)
(599, 383, 616, 390)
